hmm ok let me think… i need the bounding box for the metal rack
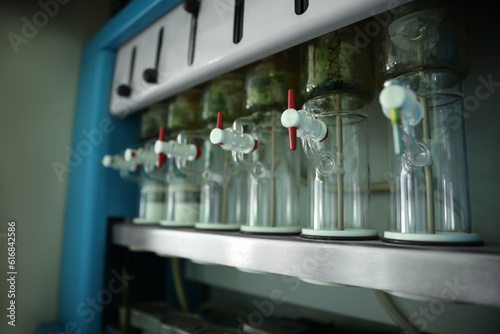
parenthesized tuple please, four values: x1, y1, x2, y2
(112, 223, 500, 309)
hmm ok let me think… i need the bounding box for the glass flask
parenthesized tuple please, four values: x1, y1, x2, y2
(376, 0, 481, 244)
(195, 73, 248, 230)
(282, 22, 377, 239)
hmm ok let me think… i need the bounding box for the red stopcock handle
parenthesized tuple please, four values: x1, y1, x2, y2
(217, 112, 224, 130)
(288, 89, 297, 151)
(158, 126, 167, 168)
(216, 112, 224, 145)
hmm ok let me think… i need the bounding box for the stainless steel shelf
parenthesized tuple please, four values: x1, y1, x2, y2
(112, 224, 500, 308)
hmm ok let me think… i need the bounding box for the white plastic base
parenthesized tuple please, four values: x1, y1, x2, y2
(160, 220, 195, 227)
(190, 259, 215, 265)
(299, 277, 348, 287)
(128, 247, 147, 252)
(155, 253, 174, 258)
(132, 217, 160, 224)
(237, 267, 267, 275)
(195, 223, 241, 231)
(384, 231, 482, 243)
(301, 228, 378, 238)
(240, 225, 301, 234)
(384, 290, 432, 302)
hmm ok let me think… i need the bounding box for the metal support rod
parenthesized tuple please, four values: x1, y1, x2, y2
(270, 111, 277, 227)
(417, 44, 435, 234)
(336, 97, 344, 230)
(221, 150, 228, 224)
(420, 95, 435, 234)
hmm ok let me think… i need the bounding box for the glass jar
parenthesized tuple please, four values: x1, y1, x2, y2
(124, 139, 167, 224)
(201, 72, 245, 123)
(375, 0, 470, 84)
(287, 22, 377, 239)
(192, 73, 249, 230)
(234, 51, 302, 234)
(245, 49, 299, 112)
(159, 91, 203, 227)
(376, 0, 481, 244)
(300, 94, 376, 239)
(161, 140, 203, 227)
(235, 111, 302, 234)
(300, 21, 375, 103)
(136, 182, 165, 223)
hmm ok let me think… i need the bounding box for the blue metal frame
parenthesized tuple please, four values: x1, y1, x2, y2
(37, 1, 182, 333)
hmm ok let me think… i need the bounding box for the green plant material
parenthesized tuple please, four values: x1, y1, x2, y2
(167, 89, 200, 131)
(300, 24, 375, 103)
(201, 73, 245, 123)
(245, 51, 298, 112)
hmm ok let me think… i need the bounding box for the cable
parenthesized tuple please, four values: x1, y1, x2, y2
(374, 290, 419, 334)
(172, 258, 190, 313)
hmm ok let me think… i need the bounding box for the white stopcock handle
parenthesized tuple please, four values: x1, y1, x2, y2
(281, 89, 328, 151)
(124, 148, 157, 165)
(379, 80, 424, 155)
(154, 139, 201, 161)
(102, 154, 138, 172)
(209, 112, 257, 154)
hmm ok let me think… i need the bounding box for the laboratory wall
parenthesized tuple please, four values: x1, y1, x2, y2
(0, 1, 109, 333)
